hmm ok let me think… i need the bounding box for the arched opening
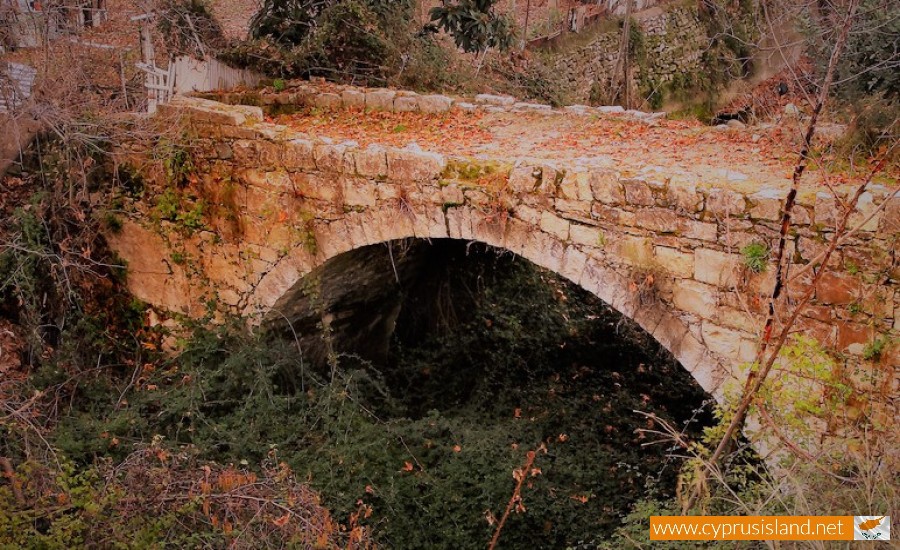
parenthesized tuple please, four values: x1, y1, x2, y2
(262, 238, 715, 546)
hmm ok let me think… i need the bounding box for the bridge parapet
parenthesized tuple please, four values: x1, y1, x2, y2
(108, 95, 899, 404)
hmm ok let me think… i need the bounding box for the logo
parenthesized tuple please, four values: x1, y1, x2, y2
(854, 516, 890, 541)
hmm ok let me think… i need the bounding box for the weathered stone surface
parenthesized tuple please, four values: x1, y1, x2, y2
(815, 272, 859, 305)
(355, 145, 388, 178)
(314, 93, 342, 109)
(418, 94, 453, 113)
(701, 322, 755, 363)
(540, 211, 571, 240)
(694, 248, 741, 288)
(623, 179, 654, 206)
(559, 170, 592, 201)
(654, 246, 693, 278)
(848, 192, 882, 232)
(673, 279, 717, 318)
(682, 220, 717, 241)
(393, 95, 419, 112)
(341, 89, 366, 108)
(282, 138, 315, 170)
(570, 224, 602, 248)
(706, 188, 747, 217)
(313, 143, 351, 173)
(474, 93, 516, 106)
(590, 171, 624, 204)
(365, 89, 396, 110)
(509, 165, 542, 194)
(634, 208, 680, 233)
(386, 149, 445, 181)
(616, 235, 653, 267)
(750, 188, 784, 221)
(668, 183, 703, 212)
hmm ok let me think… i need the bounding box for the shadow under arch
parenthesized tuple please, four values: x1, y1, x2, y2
(245, 206, 734, 403)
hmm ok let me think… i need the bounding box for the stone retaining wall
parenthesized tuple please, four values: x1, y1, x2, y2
(551, 5, 708, 103)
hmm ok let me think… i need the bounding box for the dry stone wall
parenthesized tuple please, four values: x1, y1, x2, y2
(550, 5, 708, 102)
(108, 96, 899, 409)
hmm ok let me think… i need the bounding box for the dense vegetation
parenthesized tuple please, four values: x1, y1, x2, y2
(1, 230, 715, 547)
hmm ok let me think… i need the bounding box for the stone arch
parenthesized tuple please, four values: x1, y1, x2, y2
(245, 204, 733, 402)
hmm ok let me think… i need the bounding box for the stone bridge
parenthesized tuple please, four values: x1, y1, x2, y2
(108, 87, 899, 405)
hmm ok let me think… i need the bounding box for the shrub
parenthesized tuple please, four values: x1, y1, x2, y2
(429, 0, 515, 54)
(741, 242, 768, 273)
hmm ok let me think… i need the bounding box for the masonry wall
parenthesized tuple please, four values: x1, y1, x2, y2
(108, 96, 898, 409)
(550, 5, 708, 103)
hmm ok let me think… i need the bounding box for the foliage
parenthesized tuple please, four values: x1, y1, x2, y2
(862, 336, 887, 361)
(0, 448, 367, 548)
(35, 243, 711, 548)
(740, 242, 768, 273)
(299, 1, 395, 81)
(429, 0, 515, 54)
(809, 0, 899, 101)
(487, 53, 570, 106)
(156, 0, 227, 57)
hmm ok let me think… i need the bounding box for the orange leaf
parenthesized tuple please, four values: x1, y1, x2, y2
(273, 513, 290, 527)
(402, 461, 414, 472)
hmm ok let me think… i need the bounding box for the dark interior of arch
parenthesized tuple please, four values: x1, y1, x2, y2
(265, 238, 716, 415)
(264, 238, 715, 544)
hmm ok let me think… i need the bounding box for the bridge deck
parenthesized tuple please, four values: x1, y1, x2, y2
(270, 104, 886, 196)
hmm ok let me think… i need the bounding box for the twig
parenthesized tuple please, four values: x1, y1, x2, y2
(488, 450, 536, 550)
(685, 0, 862, 512)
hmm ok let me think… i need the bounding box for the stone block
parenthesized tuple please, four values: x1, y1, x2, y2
(539, 211, 570, 240)
(282, 138, 315, 170)
(706, 188, 747, 218)
(694, 248, 741, 287)
(616, 235, 653, 267)
(509, 165, 542, 194)
(682, 220, 717, 241)
(701, 322, 756, 364)
(474, 93, 516, 106)
(569, 224, 602, 249)
(342, 178, 377, 207)
(654, 246, 693, 278)
(879, 196, 900, 236)
(623, 179, 655, 206)
(365, 89, 396, 110)
(313, 143, 351, 173)
(394, 96, 419, 112)
(341, 89, 366, 108)
(668, 183, 703, 212)
(386, 149, 445, 182)
(559, 170, 593, 201)
(634, 208, 680, 233)
(590, 170, 624, 204)
(815, 271, 859, 305)
(355, 145, 388, 178)
(673, 279, 718, 319)
(848, 192, 882, 232)
(750, 187, 784, 221)
(418, 94, 453, 113)
(314, 93, 342, 109)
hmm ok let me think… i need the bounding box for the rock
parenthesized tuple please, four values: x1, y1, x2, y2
(393, 96, 419, 112)
(314, 93, 341, 109)
(418, 94, 453, 113)
(726, 119, 745, 129)
(784, 103, 800, 117)
(365, 89, 396, 110)
(597, 105, 625, 114)
(474, 93, 516, 106)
